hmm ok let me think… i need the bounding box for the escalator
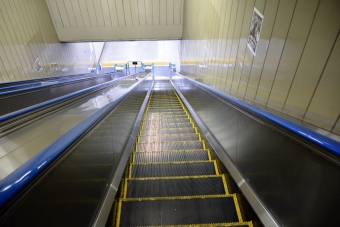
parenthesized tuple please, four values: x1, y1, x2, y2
(110, 80, 254, 226)
(0, 79, 259, 227)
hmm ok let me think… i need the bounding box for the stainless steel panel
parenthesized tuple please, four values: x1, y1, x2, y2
(0, 99, 9, 116)
(172, 76, 340, 227)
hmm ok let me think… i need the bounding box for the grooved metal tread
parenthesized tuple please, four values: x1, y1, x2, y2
(136, 141, 204, 152)
(133, 150, 209, 162)
(130, 161, 217, 178)
(113, 81, 251, 227)
(139, 134, 199, 143)
(119, 196, 240, 226)
(126, 176, 227, 198)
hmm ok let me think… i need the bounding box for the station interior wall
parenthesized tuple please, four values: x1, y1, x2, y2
(0, 0, 104, 82)
(0, 0, 339, 135)
(180, 0, 340, 135)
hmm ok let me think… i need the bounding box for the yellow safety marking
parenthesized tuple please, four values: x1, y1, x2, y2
(137, 139, 203, 144)
(115, 199, 122, 227)
(129, 164, 133, 178)
(123, 178, 128, 198)
(207, 149, 212, 160)
(119, 194, 235, 202)
(124, 165, 129, 178)
(208, 149, 214, 160)
(139, 133, 199, 137)
(213, 160, 220, 175)
(233, 194, 244, 222)
(119, 179, 125, 198)
(131, 160, 215, 165)
(202, 140, 207, 149)
(222, 174, 230, 195)
(112, 200, 119, 227)
(126, 175, 222, 181)
(132, 149, 210, 154)
(129, 153, 133, 163)
(132, 152, 136, 163)
(133, 222, 254, 227)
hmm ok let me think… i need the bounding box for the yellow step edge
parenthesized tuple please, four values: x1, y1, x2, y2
(138, 133, 199, 137)
(119, 194, 237, 202)
(128, 160, 220, 177)
(131, 150, 212, 162)
(124, 222, 254, 227)
(137, 140, 203, 144)
(126, 175, 224, 180)
(130, 160, 215, 165)
(124, 175, 230, 196)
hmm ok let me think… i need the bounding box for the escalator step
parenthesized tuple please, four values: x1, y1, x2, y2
(134, 150, 209, 162)
(143, 118, 190, 124)
(131, 161, 217, 177)
(126, 176, 227, 198)
(142, 122, 193, 129)
(141, 128, 196, 135)
(139, 133, 199, 143)
(119, 196, 240, 226)
(145, 114, 188, 120)
(137, 141, 204, 152)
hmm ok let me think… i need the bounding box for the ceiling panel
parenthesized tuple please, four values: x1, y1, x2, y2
(145, 0, 153, 25)
(123, 0, 133, 26)
(46, 0, 63, 28)
(130, 0, 139, 26)
(166, 0, 174, 25)
(64, 1, 77, 27)
(46, 0, 183, 41)
(174, 0, 182, 25)
(115, 0, 126, 26)
(138, 0, 147, 26)
(101, 0, 112, 26)
(152, 0, 160, 26)
(85, 0, 97, 27)
(55, 0, 70, 27)
(159, 0, 167, 25)
(78, 0, 91, 27)
(108, 0, 119, 26)
(93, 0, 105, 26)
(71, 0, 85, 27)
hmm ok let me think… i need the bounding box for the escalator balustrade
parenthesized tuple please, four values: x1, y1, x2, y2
(112, 80, 254, 226)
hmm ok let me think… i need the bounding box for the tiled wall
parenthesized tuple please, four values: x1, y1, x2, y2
(0, 0, 104, 82)
(180, 0, 340, 135)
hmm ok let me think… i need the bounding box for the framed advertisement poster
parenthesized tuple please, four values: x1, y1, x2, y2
(247, 7, 264, 56)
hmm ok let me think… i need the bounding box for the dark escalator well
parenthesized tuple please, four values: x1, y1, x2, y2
(109, 80, 255, 226)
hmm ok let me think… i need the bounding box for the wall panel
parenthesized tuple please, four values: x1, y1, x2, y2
(283, 0, 340, 120)
(0, 0, 104, 82)
(181, 0, 340, 135)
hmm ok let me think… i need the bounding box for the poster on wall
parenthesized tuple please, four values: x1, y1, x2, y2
(247, 7, 264, 56)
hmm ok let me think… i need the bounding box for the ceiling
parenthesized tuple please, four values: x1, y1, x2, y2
(46, 0, 183, 42)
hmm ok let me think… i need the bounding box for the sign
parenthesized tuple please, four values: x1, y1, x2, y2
(247, 7, 264, 56)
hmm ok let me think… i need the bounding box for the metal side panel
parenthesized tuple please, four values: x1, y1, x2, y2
(170, 79, 279, 227)
(92, 79, 154, 227)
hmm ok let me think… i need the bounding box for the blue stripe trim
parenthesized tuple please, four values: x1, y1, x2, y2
(0, 73, 115, 97)
(0, 76, 148, 209)
(177, 74, 340, 157)
(0, 74, 129, 123)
